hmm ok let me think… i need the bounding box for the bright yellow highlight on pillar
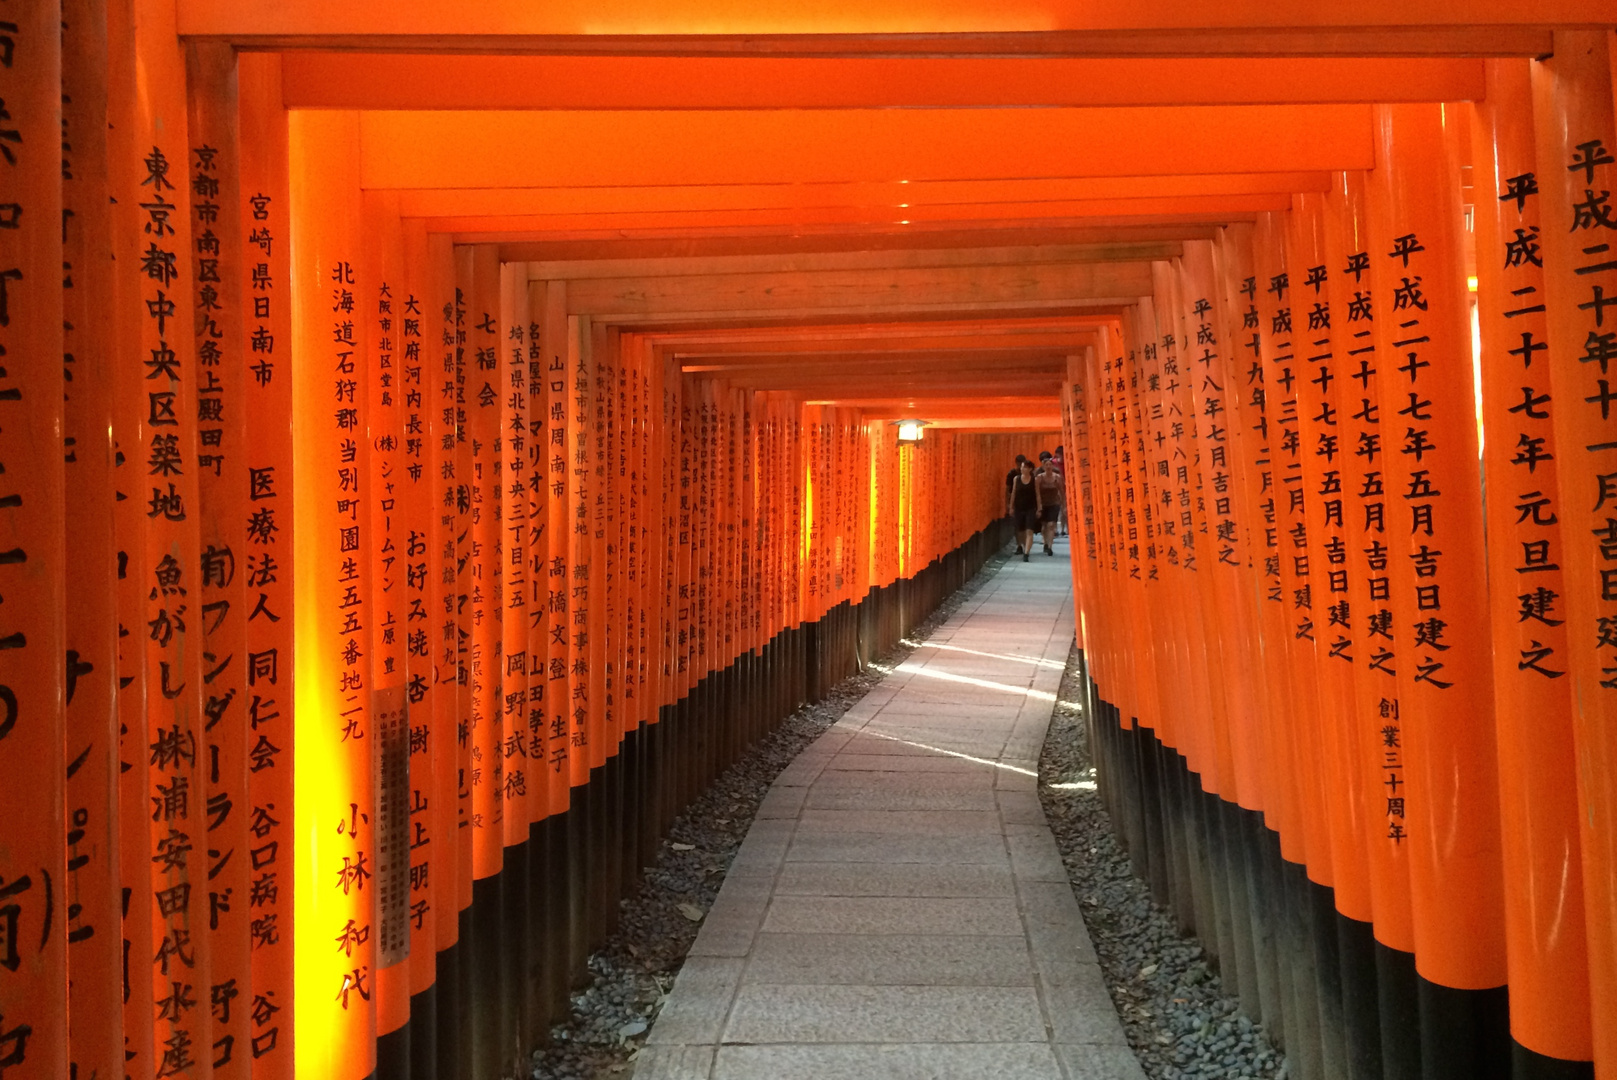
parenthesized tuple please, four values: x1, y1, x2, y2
(801, 459, 814, 572)
(897, 444, 913, 577)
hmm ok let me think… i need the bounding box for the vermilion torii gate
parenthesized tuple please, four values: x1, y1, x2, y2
(1, 3, 1616, 1080)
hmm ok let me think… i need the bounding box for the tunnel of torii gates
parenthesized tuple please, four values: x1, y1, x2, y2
(7, 2, 1617, 1080)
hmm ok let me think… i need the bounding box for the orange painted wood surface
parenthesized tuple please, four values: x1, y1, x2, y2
(61, 3, 124, 1078)
(1475, 57, 1594, 1061)
(1366, 103, 1505, 993)
(16, 11, 1617, 1079)
(1533, 29, 1617, 1071)
(289, 107, 378, 1080)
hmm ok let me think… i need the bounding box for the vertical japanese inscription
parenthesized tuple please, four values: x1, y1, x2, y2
(464, 247, 503, 868)
(370, 267, 409, 970)
(137, 107, 213, 1080)
(1537, 70, 1617, 700)
(567, 318, 593, 783)
(185, 43, 252, 1073)
(397, 252, 436, 972)
(330, 252, 376, 1029)
(500, 273, 532, 832)
(235, 52, 292, 1072)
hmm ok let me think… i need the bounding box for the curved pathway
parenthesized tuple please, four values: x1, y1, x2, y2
(636, 539, 1145, 1080)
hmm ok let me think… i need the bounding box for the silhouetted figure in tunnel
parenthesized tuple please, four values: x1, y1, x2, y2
(1008, 458, 1041, 562)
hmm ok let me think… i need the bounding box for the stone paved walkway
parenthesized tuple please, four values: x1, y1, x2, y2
(635, 537, 1146, 1080)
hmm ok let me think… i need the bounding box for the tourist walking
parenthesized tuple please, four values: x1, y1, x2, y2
(1007, 458, 1041, 562)
(1035, 452, 1064, 555)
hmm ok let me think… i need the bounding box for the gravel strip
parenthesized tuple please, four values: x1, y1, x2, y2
(1039, 644, 1288, 1080)
(528, 550, 1013, 1079)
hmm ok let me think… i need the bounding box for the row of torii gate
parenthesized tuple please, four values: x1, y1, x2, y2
(2, 4, 1617, 1080)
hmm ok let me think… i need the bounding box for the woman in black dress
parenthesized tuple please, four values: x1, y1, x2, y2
(1007, 459, 1042, 562)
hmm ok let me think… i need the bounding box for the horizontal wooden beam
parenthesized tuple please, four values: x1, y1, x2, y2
(405, 174, 1328, 220)
(465, 211, 1245, 247)
(922, 420, 1062, 431)
(228, 27, 1557, 55)
(180, 0, 1576, 55)
(416, 195, 1286, 235)
(358, 106, 1373, 188)
(676, 342, 1089, 364)
(829, 395, 1060, 408)
(682, 358, 1070, 378)
(566, 259, 1154, 315)
(662, 336, 1099, 357)
(495, 224, 1212, 262)
(603, 302, 1131, 331)
(641, 313, 1113, 341)
(516, 241, 1179, 283)
(283, 54, 1486, 108)
(870, 421, 1062, 431)
(642, 319, 1106, 370)
(715, 371, 1064, 390)
(685, 359, 1069, 380)
(848, 402, 1065, 422)
(677, 343, 1080, 363)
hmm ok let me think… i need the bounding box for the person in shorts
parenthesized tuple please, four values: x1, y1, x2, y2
(1007, 458, 1042, 562)
(1035, 452, 1064, 555)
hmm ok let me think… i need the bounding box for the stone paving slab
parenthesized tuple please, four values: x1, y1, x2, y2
(784, 830, 1010, 866)
(771, 861, 1016, 898)
(760, 895, 1024, 936)
(636, 538, 1144, 1080)
(710, 1042, 1066, 1080)
(744, 932, 1036, 985)
(810, 766, 1000, 788)
(802, 786, 1001, 812)
(794, 808, 1006, 835)
(723, 984, 1050, 1044)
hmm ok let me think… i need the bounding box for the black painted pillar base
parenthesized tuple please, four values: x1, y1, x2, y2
(377, 1016, 411, 1080)
(1088, 696, 1604, 1080)
(1512, 1043, 1596, 1080)
(1417, 979, 1510, 1080)
(1336, 912, 1382, 1080)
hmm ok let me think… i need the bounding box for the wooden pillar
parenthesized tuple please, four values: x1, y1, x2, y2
(185, 39, 253, 1080)
(234, 50, 295, 1080)
(1474, 56, 1596, 1072)
(461, 244, 504, 885)
(1251, 212, 1332, 887)
(0, 1, 68, 1077)
(129, 1, 215, 1074)
(1281, 197, 1374, 926)
(459, 241, 504, 1078)
(534, 278, 570, 817)
(1531, 28, 1617, 1077)
(105, 2, 156, 1072)
(398, 219, 442, 1035)
(61, 1, 123, 1077)
(567, 314, 594, 791)
(1366, 101, 1508, 1074)
(360, 189, 412, 1060)
(288, 107, 376, 1080)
